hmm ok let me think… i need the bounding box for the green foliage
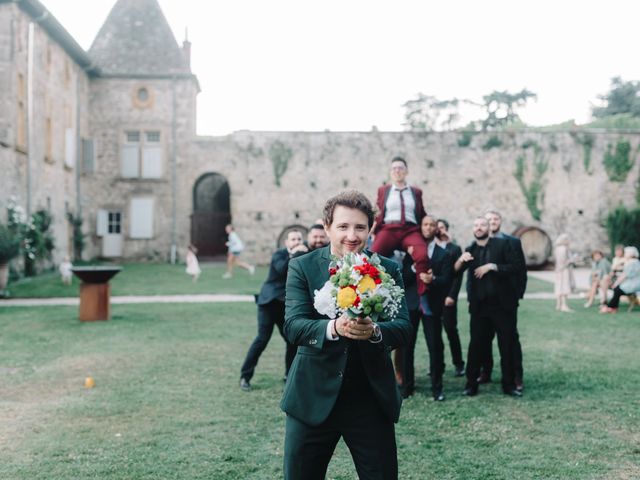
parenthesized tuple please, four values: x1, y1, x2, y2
(602, 139, 633, 182)
(457, 130, 476, 147)
(22, 210, 55, 276)
(8, 200, 56, 276)
(585, 113, 640, 130)
(592, 77, 640, 118)
(481, 88, 537, 131)
(0, 223, 20, 263)
(482, 135, 503, 150)
(268, 140, 292, 187)
(514, 151, 548, 221)
(605, 206, 640, 253)
(570, 132, 595, 173)
(402, 93, 461, 131)
(66, 212, 85, 262)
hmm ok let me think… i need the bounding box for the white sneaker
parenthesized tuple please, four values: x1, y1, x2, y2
(249, 265, 256, 275)
(222, 272, 232, 279)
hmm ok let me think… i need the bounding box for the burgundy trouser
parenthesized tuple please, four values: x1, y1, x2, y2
(371, 223, 431, 295)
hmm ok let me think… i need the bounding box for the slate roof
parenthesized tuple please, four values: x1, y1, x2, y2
(88, 0, 191, 77)
(1, 0, 98, 73)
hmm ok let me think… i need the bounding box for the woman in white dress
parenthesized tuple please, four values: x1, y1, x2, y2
(554, 233, 573, 312)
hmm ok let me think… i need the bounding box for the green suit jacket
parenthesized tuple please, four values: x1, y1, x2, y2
(280, 246, 412, 426)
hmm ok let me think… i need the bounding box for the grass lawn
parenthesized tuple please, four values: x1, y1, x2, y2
(6, 263, 267, 298)
(5, 263, 553, 298)
(1, 299, 638, 479)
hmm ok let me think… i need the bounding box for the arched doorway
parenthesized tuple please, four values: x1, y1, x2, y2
(190, 173, 231, 257)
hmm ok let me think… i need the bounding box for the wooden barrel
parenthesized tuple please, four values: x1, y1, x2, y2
(513, 226, 552, 269)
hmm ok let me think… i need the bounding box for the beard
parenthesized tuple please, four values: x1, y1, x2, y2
(474, 232, 489, 240)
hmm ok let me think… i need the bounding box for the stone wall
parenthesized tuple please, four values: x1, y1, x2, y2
(83, 76, 198, 260)
(186, 130, 639, 264)
(0, 4, 90, 264)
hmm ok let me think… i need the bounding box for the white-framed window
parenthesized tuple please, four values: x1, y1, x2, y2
(97, 210, 122, 236)
(129, 197, 154, 239)
(120, 130, 163, 179)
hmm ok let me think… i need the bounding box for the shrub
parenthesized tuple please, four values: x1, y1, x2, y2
(605, 206, 640, 253)
(0, 224, 20, 264)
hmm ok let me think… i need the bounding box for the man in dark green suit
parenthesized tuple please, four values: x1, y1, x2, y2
(281, 190, 412, 480)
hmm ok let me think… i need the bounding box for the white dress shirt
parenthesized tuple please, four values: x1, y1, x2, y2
(383, 185, 417, 224)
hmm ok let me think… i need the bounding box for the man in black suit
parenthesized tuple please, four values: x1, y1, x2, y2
(239, 230, 307, 391)
(402, 215, 452, 400)
(281, 190, 411, 480)
(291, 223, 329, 260)
(436, 218, 465, 377)
(454, 216, 523, 397)
(479, 210, 527, 391)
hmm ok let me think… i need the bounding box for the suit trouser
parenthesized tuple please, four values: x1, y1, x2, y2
(442, 304, 465, 369)
(466, 303, 518, 392)
(371, 224, 430, 295)
(398, 308, 422, 394)
(480, 308, 523, 381)
(240, 300, 296, 381)
(284, 386, 398, 480)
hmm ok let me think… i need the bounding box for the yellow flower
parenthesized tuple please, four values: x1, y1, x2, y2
(337, 287, 357, 308)
(358, 275, 376, 293)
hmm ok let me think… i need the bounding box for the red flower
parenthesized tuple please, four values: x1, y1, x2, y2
(329, 267, 337, 275)
(353, 295, 361, 307)
(374, 277, 382, 285)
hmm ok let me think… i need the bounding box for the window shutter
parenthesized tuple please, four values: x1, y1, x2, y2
(96, 209, 108, 236)
(121, 144, 139, 177)
(82, 138, 95, 173)
(64, 128, 75, 168)
(129, 197, 154, 239)
(142, 144, 162, 178)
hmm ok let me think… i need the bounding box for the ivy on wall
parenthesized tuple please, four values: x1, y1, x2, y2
(457, 131, 476, 147)
(513, 150, 548, 221)
(482, 135, 502, 150)
(603, 139, 633, 182)
(570, 132, 595, 174)
(269, 141, 293, 187)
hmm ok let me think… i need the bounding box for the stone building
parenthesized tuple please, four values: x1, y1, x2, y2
(1, 0, 639, 266)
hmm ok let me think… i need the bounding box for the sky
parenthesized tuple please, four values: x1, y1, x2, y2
(42, 0, 640, 136)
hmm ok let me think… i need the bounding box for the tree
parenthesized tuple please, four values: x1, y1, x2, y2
(402, 94, 461, 131)
(479, 89, 537, 130)
(592, 77, 640, 118)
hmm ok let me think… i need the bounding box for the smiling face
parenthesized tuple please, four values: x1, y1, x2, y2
(421, 216, 438, 242)
(390, 160, 408, 186)
(325, 206, 370, 258)
(307, 228, 328, 250)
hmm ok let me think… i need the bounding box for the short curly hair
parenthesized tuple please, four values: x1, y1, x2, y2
(322, 190, 375, 228)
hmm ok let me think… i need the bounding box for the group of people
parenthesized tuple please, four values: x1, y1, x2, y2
(234, 157, 533, 479)
(585, 244, 640, 313)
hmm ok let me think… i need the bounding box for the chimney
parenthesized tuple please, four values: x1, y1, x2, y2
(182, 28, 191, 68)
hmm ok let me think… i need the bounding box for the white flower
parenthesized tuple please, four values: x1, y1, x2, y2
(313, 282, 338, 319)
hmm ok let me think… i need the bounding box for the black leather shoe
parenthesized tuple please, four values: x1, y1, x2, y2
(477, 372, 492, 384)
(401, 388, 414, 399)
(433, 392, 445, 402)
(504, 389, 522, 398)
(462, 386, 478, 397)
(239, 378, 252, 392)
(454, 366, 466, 377)
(515, 378, 524, 392)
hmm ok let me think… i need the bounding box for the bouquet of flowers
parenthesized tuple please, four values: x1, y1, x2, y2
(313, 252, 405, 321)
